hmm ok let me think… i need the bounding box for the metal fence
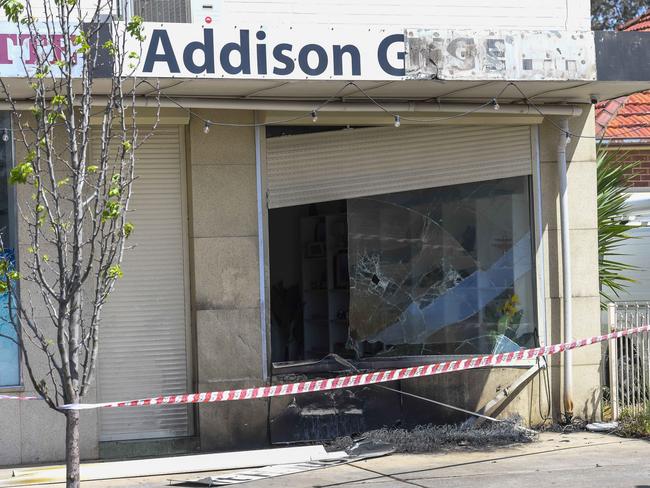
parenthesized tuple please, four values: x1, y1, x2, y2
(608, 302, 650, 420)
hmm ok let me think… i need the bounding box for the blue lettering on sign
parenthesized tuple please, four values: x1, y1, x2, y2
(143, 29, 180, 73)
(141, 29, 405, 78)
(378, 33, 405, 76)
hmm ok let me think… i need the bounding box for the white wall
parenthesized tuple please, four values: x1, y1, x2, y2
(606, 192, 650, 302)
(608, 225, 650, 302)
(2, 0, 592, 31)
(212, 0, 592, 30)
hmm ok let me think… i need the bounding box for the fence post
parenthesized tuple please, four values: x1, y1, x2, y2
(608, 302, 619, 421)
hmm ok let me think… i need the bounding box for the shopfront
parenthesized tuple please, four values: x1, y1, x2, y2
(4, 5, 650, 463)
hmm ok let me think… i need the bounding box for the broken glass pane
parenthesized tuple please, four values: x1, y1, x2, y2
(348, 176, 536, 357)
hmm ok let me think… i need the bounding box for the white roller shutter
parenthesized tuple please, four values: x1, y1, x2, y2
(97, 127, 191, 441)
(266, 125, 533, 208)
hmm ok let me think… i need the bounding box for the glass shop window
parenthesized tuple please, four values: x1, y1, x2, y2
(0, 112, 18, 387)
(269, 175, 537, 363)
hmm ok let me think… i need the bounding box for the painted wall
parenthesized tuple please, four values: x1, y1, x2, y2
(0, 0, 592, 31)
(209, 0, 591, 31)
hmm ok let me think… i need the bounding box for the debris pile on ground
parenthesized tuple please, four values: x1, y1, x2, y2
(326, 417, 537, 453)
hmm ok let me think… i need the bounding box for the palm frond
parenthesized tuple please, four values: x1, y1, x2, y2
(597, 146, 640, 308)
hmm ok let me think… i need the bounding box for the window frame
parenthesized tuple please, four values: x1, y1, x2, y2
(265, 125, 546, 373)
(0, 112, 23, 391)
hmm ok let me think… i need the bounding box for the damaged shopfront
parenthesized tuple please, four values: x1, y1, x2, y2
(265, 122, 543, 443)
(5, 11, 650, 463)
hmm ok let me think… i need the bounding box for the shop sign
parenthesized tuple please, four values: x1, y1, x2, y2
(406, 29, 597, 81)
(130, 24, 406, 80)
(0, 23, 83, 77)
(131, 23, 597, 81)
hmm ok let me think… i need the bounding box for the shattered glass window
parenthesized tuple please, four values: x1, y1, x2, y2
(348, 176, 536, 357)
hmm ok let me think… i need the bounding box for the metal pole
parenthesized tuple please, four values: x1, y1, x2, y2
(254, 114, 269, 380)
(557, 117, 573, 417)
(608, 303, 619, 421)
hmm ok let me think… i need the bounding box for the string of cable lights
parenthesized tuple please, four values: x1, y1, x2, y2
(138, 79, 650, 142)
(138, 79, 508, 132)
(2, 78, 649, 142)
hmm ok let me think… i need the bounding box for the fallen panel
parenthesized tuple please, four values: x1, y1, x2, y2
(1, 446, 343, 486)
(188, 441, 395, 486)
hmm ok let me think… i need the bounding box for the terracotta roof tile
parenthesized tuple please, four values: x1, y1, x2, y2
(619, 12, 650, 32)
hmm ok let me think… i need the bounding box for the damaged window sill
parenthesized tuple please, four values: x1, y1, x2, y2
(272, 355, 537, 375)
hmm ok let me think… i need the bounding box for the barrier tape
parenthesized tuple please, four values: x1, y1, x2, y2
(3, 324, 649, 410)
(0, 394, 40, 400)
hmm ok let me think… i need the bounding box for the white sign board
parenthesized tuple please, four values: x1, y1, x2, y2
(406, 29, 596, 81)
(128, 23, 406, 80)
(0, 22, 82, 77)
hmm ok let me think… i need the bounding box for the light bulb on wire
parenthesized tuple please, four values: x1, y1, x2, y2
(394, 115, 401, 128)
(492, 99, 500, 111)
(1, 129, 8, 143)
(311, 110, 318, 123)
(203, 121, 211, 134)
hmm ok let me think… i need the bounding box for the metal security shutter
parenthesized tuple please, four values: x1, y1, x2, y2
(266, 125, 533, 208)
(97, 127, 191, 441)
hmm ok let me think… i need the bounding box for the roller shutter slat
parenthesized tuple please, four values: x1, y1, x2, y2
(266, 125, 533, 208)
(95, 127, 191, 442)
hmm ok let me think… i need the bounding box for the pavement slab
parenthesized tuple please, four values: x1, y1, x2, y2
(1, 432, 649, 488)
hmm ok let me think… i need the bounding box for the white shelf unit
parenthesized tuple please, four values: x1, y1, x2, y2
(300, 214, 349, 359)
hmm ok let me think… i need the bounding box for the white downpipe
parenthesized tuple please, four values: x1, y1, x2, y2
(557, 117, 573, 416)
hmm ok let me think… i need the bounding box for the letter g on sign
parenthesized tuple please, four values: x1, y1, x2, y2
(378, 34, 405, 77)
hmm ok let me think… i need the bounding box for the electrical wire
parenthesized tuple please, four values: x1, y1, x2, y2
(508, 82, 650, 141)
(4, 78, 649, 143)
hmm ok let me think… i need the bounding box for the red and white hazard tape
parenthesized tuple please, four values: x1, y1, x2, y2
(3, 324, 649, 410)
(0, 394, 40, 401)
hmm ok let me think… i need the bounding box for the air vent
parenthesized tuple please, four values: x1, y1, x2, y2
(132, 0, 191, 23)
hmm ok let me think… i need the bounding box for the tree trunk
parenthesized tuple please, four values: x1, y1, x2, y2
(65, 409, 80, 488)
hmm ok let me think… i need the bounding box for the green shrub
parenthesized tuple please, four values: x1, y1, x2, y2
(619, 405, 650, 438)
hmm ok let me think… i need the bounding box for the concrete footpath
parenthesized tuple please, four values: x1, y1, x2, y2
(3, 432, 650, 487)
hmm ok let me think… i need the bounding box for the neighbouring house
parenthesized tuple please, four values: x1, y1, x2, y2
(1, 0, 650, 467)
(596, 12, 650, 303)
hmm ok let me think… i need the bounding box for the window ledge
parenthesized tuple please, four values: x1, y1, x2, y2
(272, 355, 538, 375)
(0, 384, 25, 393)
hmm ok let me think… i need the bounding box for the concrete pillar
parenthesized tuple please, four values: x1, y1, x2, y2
(187, 109, 268, 450)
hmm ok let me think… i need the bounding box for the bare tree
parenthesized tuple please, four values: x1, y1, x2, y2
(0, 1, 158, 486)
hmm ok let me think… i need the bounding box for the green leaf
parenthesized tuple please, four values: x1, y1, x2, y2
(51, 95, 67, 106)
(87, 165, 98, 174)
(126, 15, 145, 42)
(107, 265, 123, 279)
(597, 147, 640, 308)
(123, 222, 134, 238)
(72, 32, 90, 54)
(0, 0, 25, 23)
(9, 162, 34, 184)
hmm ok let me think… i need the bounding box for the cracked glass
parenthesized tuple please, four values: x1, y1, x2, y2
(348, 176, 536, 357)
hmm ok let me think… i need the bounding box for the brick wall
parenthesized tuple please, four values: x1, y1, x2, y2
(616, 149, 650, 188)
